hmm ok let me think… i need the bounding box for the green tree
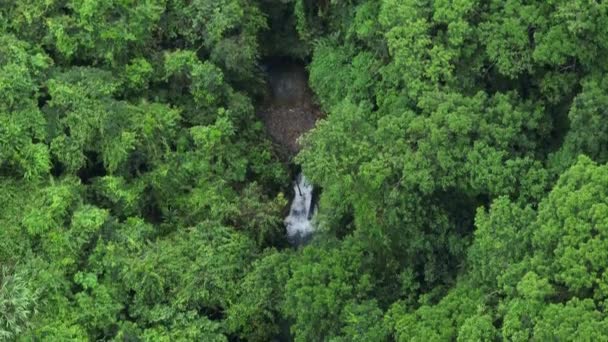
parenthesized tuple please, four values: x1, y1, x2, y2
(226, 250, 291, 341)
(532, 156, 608, 299)
(0, 35, 51, 179)
(283, 238, 374, 341)
(0, 266, 38, 340)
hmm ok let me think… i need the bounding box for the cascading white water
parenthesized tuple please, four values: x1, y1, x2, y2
(285, 173, 315, 244)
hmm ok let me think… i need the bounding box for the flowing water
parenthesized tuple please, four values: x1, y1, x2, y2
(284, 173, 315, 244)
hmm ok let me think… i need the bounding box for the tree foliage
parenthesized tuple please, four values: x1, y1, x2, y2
(2, 0, 608, 340)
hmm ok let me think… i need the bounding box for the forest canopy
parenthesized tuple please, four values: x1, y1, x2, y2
(1, 0, 608, 341)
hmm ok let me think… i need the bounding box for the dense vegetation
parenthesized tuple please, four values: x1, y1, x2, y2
(2, 0, 608, 340)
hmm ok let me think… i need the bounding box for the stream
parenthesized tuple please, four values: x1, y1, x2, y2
(258, 59, 321, 245)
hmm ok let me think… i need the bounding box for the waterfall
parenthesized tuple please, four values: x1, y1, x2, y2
(285, 173, 315, 244)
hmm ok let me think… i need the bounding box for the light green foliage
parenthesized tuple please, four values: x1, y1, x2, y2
(532, 0, 608, 69)
(0, 266, 38, 340)
(179, 0, 267, 79)
(0, 180, 36, 262)
(389, 280, 486, 342)
(0, 35, 51, 179)
(73, 274, 123, 337)
(124, 57, 154, 90)
(113, 224, 257, 330)
(138, 313, 228, 342)
(226, 250, 291, 341)
(91, 176, 144, 216)
(532, 156, 608, 297)
(480, 1, 537, 78)
(295, 0, 608, 340)
(235, 183, 288, 246)
(533, 298, 608, 341)
(0, 0, 287, 339)
(283, 239, 374, 341)
(470, 157, 608, 340)
(164, 50, 226, 110)
(45, 67, 183, 174)
(46, 0, 166, 64)
(332, 300, 389, 342)
(468, 197, 536, 288)
(500, 272, 554, 341)
(21, 178, 82, 238)
(550, 76, 608, 172)
(457, 314, 497, 342)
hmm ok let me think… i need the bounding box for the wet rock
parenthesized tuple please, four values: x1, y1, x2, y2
(257, 59, 322, 154)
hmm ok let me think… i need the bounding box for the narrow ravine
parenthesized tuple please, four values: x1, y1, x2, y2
(257, 58, 321, 244)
